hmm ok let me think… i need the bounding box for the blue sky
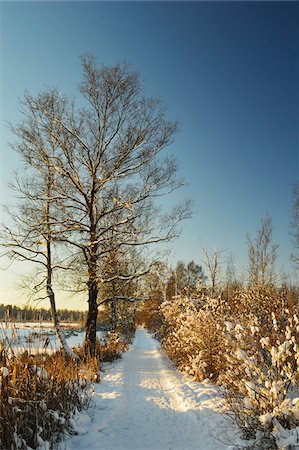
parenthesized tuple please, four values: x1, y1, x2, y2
(0, 2, 298, 307)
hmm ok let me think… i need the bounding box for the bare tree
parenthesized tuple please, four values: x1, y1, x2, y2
(1, 92, 78, 358)
(152, 261, 171, 303)
(202, 247, 224, 298)
(96, 246, 143, 331)
(166, 260, 206, 298)
(291, 183, 299, 266)
(5, 55, 191, 356)
(225, 254, 238, 286)
(247, 216, 278, 287)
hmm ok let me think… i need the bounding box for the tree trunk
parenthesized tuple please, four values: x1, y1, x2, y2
(45, 163, 79, 360)
(111, 300, 117, 330)
(85, 281, 99, 357)
(47, 283, 79, 359)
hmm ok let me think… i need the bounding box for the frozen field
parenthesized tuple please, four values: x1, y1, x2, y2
(0, 321, 92, 354)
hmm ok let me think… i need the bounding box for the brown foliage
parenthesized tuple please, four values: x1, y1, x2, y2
(0, 349, 95, 449)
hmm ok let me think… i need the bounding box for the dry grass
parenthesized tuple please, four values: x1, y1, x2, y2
(74, 331, 129, 363)
(0, 322, 133, 449)
(96, 335, 129, 362)
(0, 325, 98, 449)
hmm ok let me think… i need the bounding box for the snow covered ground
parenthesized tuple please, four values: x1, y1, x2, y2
(65, 327, 240, 450)
(0, 321, 87, 353)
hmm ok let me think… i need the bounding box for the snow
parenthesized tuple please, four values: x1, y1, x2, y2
(0, 366, 8, 377)
(259, 412, 272, 428)
(0, 321, 105, 354)
(65, 328, 239, 450)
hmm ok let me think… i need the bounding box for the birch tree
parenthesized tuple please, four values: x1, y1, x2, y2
(202, 247, 224, 298)
(1, 92, 78, 358)
(247, 216, 278, 287)
(291, 183, 299, 266)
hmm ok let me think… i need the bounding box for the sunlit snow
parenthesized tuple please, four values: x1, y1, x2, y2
(65, 328, 239, 450)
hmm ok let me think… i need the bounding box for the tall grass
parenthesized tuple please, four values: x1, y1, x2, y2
(0, 324, 97, 449)
(0, 322, 134, 449)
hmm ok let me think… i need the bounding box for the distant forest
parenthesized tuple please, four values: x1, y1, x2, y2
(0, 304, 86, 322)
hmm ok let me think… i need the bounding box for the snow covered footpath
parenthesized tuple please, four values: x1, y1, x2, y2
(65, 327, 240, 450)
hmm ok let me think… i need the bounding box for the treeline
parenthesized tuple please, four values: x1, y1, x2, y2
(0, 303, 86, 322)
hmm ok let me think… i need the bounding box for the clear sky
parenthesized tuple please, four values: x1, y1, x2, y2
(0, 1, 298, 309)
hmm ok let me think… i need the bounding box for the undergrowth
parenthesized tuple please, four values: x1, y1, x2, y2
(0, 347, 97, 449)
(157, 285, 299, 449)
(0, 324, 132, 449)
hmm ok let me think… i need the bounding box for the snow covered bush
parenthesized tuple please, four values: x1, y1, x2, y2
(221, 309, 299, 445)
(160, 296, 226, 381)
(221, 285, 297, 332)
(159, 285, 299, 446)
